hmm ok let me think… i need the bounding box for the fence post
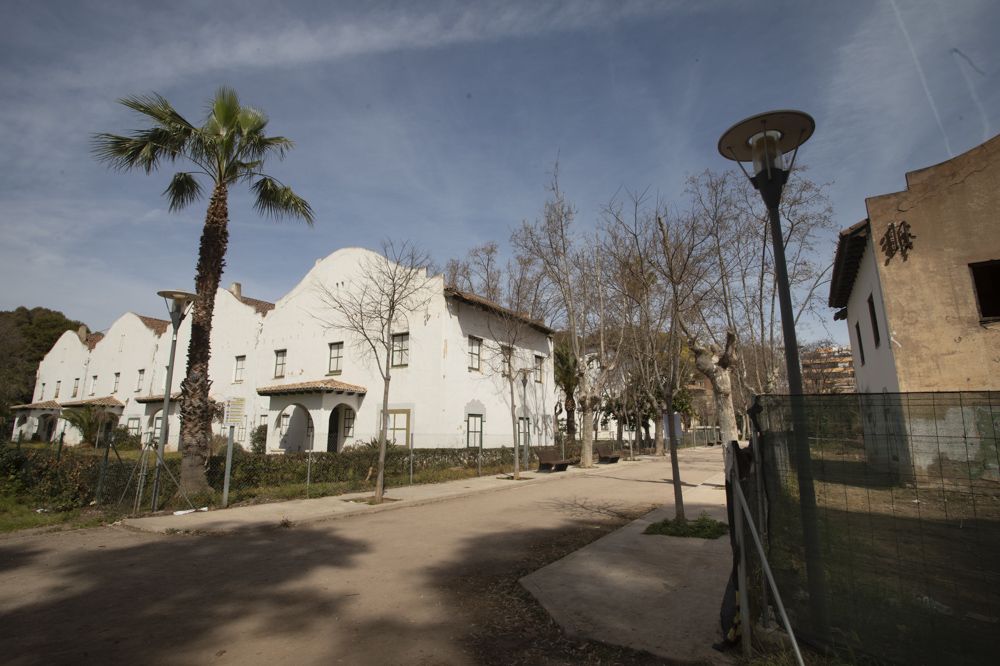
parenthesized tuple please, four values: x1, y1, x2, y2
(306, 442, 313, 499)
(56, 432, 64, 462)
(16, 431, 22, 450)
(95, 430, 112, 504)
(222, 425, 235, 508)
(409, 433, 414, 485)
(729, 441, 752, 660)
(477, 434, 482, 477)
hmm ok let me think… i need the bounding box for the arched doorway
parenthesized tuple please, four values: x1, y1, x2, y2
(277, 404, 314, 452)
(36, 414, 57, 442)
(326, 405, 356, 452)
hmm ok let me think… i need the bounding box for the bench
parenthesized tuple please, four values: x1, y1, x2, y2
(536, 448, 574, 472)
(596, 445, 622, 464)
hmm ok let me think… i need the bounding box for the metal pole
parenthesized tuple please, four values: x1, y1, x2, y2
(409, 432, 414, 485)
(521, 377, 530, 470)
(768, 203, 829, 638)
(222, 425, 235, 508)
(730, 442, 752, 659)
(151, 324, 180, 510)
(56, 432, 64, 462)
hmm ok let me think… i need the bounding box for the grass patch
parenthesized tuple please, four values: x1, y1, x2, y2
(0, 492, 122, 533)
(643, 512, 728, 539)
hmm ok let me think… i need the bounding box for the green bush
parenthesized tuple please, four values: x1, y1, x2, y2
(250, 425, 266, 454)
(112, 426, 142, 451)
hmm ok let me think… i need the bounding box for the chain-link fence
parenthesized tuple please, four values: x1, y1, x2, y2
(3, 433, 607, 515)
(740, 391, 1000, 664)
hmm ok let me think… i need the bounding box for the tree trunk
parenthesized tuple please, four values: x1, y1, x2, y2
(665, 393, 686, 522)
(179, 183, 229, 496)
(508, 374, 520, 479)
(655, 405, 665, 456)
(580, 399, 594, 467)
(374, 360, 392, 503)
(689, 332, 739, 448)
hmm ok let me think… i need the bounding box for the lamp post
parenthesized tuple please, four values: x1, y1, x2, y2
(719, 110, 829, 638)
(150, 289, 196, 510)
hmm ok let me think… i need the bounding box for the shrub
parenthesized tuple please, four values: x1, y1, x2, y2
(250, 425, 267, 454)
(112, 426, 142, 451)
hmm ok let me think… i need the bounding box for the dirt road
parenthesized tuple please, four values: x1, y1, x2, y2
(0, 449, 723, 665)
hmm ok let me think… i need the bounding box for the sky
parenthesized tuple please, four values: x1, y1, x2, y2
(1, 0, 998, 345)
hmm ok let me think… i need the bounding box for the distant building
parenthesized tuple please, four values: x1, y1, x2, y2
(829, 134, 1000, 392)
(801, 346, 855, 394)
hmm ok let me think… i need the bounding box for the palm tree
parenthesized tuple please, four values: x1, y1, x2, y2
(94, 87, 314, 494)
(62, 406, 115, 447)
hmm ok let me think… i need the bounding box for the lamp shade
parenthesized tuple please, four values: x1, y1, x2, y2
(718, 110, 815, 171)
(157, 290, 197, 315)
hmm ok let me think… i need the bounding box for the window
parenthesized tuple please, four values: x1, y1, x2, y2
(344, 408, 355, 437)
(501, 345, 513, 376)
(89, 375, 97, 396)
(467, 414, 483, 448)
(534, 355, 544, 383)
(274, 349, 287, 378)
(72, 378, 79, 397)
(391, 333, 409, 367)
(54, 381, 60, 398)
(135, 369, 145, 392)
(233, 355, 246, 383)
(280, 412, 290, 433)
(236, 417, 247, 443)
(970, 260, 1000, 321)
(518, 417, 531, 446)
(867, 294, 881, 348)
(387, 409, 410, 445)
(152, 416, 163, 441)
(259, 414, 268, 428)
(468, 336, 482, 370)
(328, 342, 343, 374)
(113, 372, 120, 393)
(127, 417, 141, 436)
(855, 322, 866, 366)
(39, 382, 45, 400)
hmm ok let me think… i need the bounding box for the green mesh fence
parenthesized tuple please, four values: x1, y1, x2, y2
(745, 392, 1000, 664)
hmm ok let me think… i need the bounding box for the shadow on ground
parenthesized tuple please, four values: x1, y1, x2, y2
(0, 526, 368, 665)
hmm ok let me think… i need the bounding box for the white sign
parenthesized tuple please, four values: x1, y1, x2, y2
(224, 398, 245, 426)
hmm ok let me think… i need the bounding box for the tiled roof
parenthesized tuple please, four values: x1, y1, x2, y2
(10, 400, 62, 411)
(237, 295, 275, 315)
(444, 287, 554, 335)
(828, 219, 870, 309)
(60, 396, 125, 408)
(137, 315, 170, 336)
(85, 332, 105, 350)
(135, 392, 182, 404)
(257, 378, 367, 396)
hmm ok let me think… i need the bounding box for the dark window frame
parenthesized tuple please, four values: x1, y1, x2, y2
(855, 321, 866, 366)
(867, 294, 881, 348)
(970, 260, 1000, 322)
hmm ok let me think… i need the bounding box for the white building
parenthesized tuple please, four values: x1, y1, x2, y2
(12, 247, 556, 453)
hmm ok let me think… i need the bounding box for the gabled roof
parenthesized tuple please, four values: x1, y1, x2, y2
(236, 295, 275, 315)
(137, 315, 170, 336)
(61, 396, 125, 408)
(828, 219, 871, 309)
(257, 378, 367, 396)
(444, 287, 554, 335)
(10, 400, 62, 411)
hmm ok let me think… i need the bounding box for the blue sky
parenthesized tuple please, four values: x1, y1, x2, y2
(1, 0, 998, 344)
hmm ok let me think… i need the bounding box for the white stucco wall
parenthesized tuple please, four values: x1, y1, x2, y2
(16, 247, 557, 455)
(846, 236, 900, 393)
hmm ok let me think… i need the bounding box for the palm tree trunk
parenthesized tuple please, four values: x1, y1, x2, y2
(179, 183, 229, 496)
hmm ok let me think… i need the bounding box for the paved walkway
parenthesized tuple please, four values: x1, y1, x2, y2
(3, 447, 733, 664)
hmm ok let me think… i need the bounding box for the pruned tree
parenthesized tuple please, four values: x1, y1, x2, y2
(513, 168, 624, 468)
(314, 241, 431, 503)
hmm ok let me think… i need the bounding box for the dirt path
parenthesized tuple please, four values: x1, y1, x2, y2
(0, 449, 723, 665)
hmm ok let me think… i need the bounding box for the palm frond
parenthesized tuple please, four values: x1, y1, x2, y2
(239, 134, 293, 163)
(163, 172, 204, 211)
(252, 177, 315, 225)
(211, 87, 241, 130)
(237, 106, 268, 134)
(119, 93, 195, 133)
(92, 126, 187, 173)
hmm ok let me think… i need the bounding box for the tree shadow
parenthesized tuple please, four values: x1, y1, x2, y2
(0, 526, 368, 665)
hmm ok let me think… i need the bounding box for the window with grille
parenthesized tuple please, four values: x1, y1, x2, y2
(468, 336, 482, 370)
(391, 333, 409, 367)
(328, 342, 343, 374)
(467, 414, 483, 448)
(274, 350, 287, 378)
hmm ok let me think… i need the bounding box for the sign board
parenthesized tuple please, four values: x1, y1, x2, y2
(224, 398, 245, 426)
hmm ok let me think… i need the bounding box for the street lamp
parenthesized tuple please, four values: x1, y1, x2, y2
(150, 289, 196, 510)
(719, 110, 829, 637)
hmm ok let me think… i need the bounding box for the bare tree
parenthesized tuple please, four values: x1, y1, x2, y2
(447, 244, 554, 479)
(314, 241, 431, 503)
(513, 169, 624, 468)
